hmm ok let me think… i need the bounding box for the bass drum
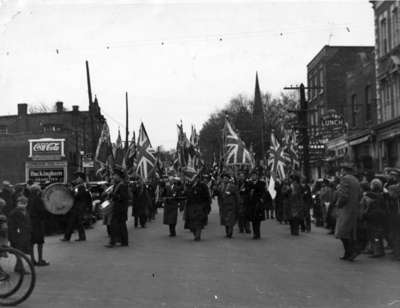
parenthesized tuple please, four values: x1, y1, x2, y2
(42, 183, 74, 215)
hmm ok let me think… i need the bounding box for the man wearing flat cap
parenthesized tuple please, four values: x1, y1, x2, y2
(335, 162, 361, 261)
(106, 168, 129, 247)
(62, 171, 91, 242)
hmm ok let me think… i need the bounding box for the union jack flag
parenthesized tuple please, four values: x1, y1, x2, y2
(268, 133, 290, 180)
(136, 123, 156, 180)
(223, 119, 254, 168)
(283, 129, 300, 169)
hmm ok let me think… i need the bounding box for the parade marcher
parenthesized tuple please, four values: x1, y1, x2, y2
(132, 178, 151, 228)
(386, 168, 400, 261)
(288, 174, 305, 236)
(218, 172, 239, 238)
(281, 179, 291, 225)
(246, 171, 270, 240)
(8, 196, 33, 271)
(106, 169, 129, 248)
(27, 185, 50, 266)
(61, 172, 91, 242)
(300, 178, 312, 233)
(163, 177, 184, 237)
(146, 179, 157, 221)
(274, 180, 284, 224)
(360, 178, 386, 258)
(335, 162, 361, 262)
(184, 175, 211, 241)
(237, 172, 251, 233)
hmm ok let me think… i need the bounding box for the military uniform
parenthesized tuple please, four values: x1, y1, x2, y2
(219, 182, 239, 238)
(238, 179, 251, 233)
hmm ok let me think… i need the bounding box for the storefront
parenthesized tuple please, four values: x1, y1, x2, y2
(25, 138, 67, 184)
(348, 132, 376, 172)
(374, 119, 400, 170)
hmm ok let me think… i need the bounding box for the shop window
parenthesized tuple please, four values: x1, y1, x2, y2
(0, 126, 8, 135)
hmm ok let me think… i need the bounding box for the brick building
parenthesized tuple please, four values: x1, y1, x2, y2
(306, 45, 376, 178)
(371, 1, 400, 169)
(0, 100, 105, 184)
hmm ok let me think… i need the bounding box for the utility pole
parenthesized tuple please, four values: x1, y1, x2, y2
(125, 91, 129, 150)
(85, 60, 96, 158)
(284, 83, 317, 182)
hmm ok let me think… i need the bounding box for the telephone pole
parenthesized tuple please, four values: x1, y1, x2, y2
(284, 83, 317, 182)
(125, 91, 129, 150)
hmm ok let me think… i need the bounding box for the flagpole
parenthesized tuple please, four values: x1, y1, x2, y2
(125, 91, 129, 151)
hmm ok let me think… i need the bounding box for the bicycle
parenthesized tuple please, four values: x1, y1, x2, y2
(0, 246, 36, 306)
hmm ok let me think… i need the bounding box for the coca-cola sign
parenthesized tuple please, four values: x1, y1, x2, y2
(29, 138, 65, 160)
(33, 142, 60, 153)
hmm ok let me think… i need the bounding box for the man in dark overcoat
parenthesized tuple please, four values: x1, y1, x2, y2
(386, 168, 400, 261)
(237, 172, 251, 233)
(106, 169, 129, 247)
(132, 178, 151, 228)
(335, 162, 361, 261)
(184, 176, 211, 241)
(246, 172, 270, 240)
(62, 172, 91, 242)
(163, 177, 184, 237)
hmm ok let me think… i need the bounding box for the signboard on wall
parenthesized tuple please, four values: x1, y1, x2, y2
(25, 161, 67, 184)
(319, 110, 347, 140)
(29, 138, 65, 161)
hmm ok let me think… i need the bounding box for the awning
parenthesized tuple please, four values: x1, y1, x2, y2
(349, 135, 370, 146)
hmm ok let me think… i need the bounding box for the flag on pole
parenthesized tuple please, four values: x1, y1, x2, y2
(136, 123, 156, 180)
(223, 119, 255, 168)
(122, 131, 136, 170)
(268, 133, 289, 180)
(176, 123, 191, 168)
(113, 129, 125, 168)
(268, 176, 277, 200)
(283, 129, 300, 169)
(95, 122, 113, 165)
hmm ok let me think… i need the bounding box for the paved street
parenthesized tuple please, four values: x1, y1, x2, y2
(23, 202, 400, 308)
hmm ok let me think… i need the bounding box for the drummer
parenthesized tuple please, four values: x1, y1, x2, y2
(61, 172, 91, 242)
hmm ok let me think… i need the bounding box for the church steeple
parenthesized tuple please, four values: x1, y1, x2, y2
(253, 72, 266, 164)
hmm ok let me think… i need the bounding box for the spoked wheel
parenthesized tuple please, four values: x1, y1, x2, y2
(0, 247, 36, 306)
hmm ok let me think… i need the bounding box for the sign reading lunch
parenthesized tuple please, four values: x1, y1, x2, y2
(29, 138, 65, 161)
(319, 110, 347, 140)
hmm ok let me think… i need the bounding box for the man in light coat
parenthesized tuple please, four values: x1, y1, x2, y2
(335, 162, 361, 262)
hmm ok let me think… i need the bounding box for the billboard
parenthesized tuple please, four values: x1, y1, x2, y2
(29, 138, 65, 161)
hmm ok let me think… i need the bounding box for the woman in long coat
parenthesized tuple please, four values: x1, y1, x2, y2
(335, 164, 361, 261)
(28, 185, 49, 266)
(219, 174, 239, 238)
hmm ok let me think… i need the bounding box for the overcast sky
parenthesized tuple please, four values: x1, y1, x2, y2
(0, 0, 374, 149)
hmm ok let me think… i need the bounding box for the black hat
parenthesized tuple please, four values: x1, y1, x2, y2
(113, 168, 125, 178)
(74, 171, 86, 180)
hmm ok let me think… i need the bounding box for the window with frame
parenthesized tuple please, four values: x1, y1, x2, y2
(351, 94, 357, 127)
(365, 85, 372, 123)
(380, 15, 389, 56)
(0, 126, 8, 135)
(319, 69, 324, 94)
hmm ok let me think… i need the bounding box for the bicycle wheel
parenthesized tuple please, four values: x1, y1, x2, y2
(0, 247, 36, 307)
